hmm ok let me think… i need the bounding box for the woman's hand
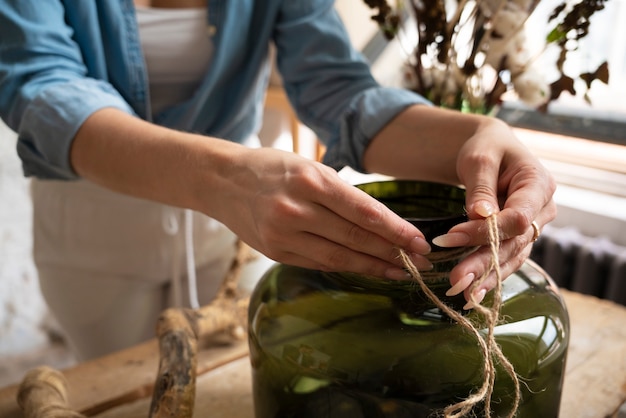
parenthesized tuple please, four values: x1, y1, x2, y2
(71, 108, 432, 279)
(362, 105, 557, 306)
(433, 118, 557, 308)
(211, 146, 433, 279)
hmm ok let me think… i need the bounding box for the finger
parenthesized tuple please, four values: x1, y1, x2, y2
(268, 231, 431, 280)
(458, 148, 501, 219)
(315, 179, 431, 255)
(499, 163, 557, 223)
(254, 191, 433, 273)
(432, 197, 556, 248)
(459, 148, 556, 237)
(447, 232, 533, 302)
(462, 242, 532, 309)
(305, 202, 433, 268)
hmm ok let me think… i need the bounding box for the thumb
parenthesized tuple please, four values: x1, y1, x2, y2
(463, 171, 499, 220)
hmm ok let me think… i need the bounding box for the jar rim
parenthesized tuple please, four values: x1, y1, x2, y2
(355, 180, 468, 247)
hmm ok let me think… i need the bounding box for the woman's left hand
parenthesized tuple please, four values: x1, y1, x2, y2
(433, 118, 557, 308)
(362, 105, 557, 307)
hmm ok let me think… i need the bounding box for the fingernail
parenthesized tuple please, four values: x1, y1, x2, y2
(446, 273, 475, 296)
(409, 236, 431, 255)
(385, 267, 411, 281)
(409, 253, 433, 271)
(463, 288, 487, 310)
(432, 232, 470, 248)
(475, 201, 495, 218)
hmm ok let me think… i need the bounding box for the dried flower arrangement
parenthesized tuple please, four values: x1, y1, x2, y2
(362, 0, 610, 114)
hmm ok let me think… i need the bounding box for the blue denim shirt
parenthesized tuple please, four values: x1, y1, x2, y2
(0, 0, 429, 180)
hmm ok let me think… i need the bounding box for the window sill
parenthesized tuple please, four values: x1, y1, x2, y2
(513, 127, 626, 195)
(514, 127, 626, 245)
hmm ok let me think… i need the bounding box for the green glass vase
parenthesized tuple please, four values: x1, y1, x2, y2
(248, 180, 569, 418)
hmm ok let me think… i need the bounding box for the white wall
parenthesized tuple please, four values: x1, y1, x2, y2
(334, 0, 379, 51)
(0, 121, 50, 357)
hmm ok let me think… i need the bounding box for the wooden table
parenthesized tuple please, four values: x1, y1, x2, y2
(1, 290, 625, 418)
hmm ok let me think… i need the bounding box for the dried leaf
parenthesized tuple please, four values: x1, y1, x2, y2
(549, 75, 576, 101)
(361, 0, 610, 111)
(580, 61, 610, 89)
(595, 61, 610, 84)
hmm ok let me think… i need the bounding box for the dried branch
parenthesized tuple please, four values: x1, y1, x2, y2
(546, 0, 609, 101)
(362, 0, 401, 39)
(362, 0, 610, 112)
(16, 241, 255, 418)
(148, 240, 253, 418)
(17, 366, 86, 418)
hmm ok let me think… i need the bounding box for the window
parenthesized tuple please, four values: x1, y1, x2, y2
(498, 0, 626, 146)
(349, 0, 626, 145)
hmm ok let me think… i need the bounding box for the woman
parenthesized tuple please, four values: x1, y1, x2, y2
(0, 0, 556, 360)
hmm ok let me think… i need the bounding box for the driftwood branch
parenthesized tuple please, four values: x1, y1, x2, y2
(148, 309, 198, 418)
(16, 366, 86, 418)
(17, 240, 255, 418)
(148, 240, 253, 418)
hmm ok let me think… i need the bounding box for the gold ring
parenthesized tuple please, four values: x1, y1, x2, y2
(531, 221, 541, 243)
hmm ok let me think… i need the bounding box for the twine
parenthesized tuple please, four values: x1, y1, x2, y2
(398, 214, 521, 418)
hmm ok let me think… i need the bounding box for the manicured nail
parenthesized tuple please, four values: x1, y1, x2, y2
(409, 236, 431, 254)
(385, 267, 412, 281)
(446, 273, 475, 296)
(432, 232, 470, 248)
(463, 288, 487, 310)
(475, 201, 495, 218)
(409, 253, 433, 271)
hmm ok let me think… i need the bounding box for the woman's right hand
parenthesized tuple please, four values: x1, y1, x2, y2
(71, 108, 432, 279)
(210, 146, 433, 279)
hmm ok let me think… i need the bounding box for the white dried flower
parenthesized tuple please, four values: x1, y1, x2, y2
(510, 0, 536, 12)
(479, 0, 504, 17)
(404, 64, 449, 93)
(512, 69, 551, 107)
(506, 50, 531, 76)
(492, 4, 528, 37)
(484, 37, 508, 70)
(485, 23, 529, 73)
(480, 0, 535, 17)
(503, 32, 531, 75)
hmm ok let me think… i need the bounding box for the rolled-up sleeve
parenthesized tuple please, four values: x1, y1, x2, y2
(0, 1, 134, 179)
(273, 0, 430, 173)
(323, 86, 430, 173)
(16, 79, 134, 179)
